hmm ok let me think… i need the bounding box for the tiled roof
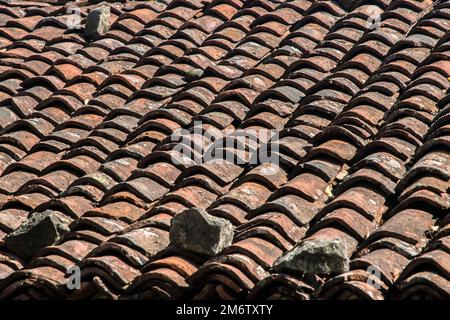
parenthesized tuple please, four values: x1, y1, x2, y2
(0, 0, 448, 300)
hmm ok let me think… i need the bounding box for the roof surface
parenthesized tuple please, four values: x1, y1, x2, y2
(0, 0, 449, 300)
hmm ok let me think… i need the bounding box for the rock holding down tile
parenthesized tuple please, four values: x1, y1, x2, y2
(274, 238, 350, 275)
(3, 211, 70, 259)
(169, 208, 234, 256)
(84, 5, 111, 40)
(185, 68, 204, 80)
